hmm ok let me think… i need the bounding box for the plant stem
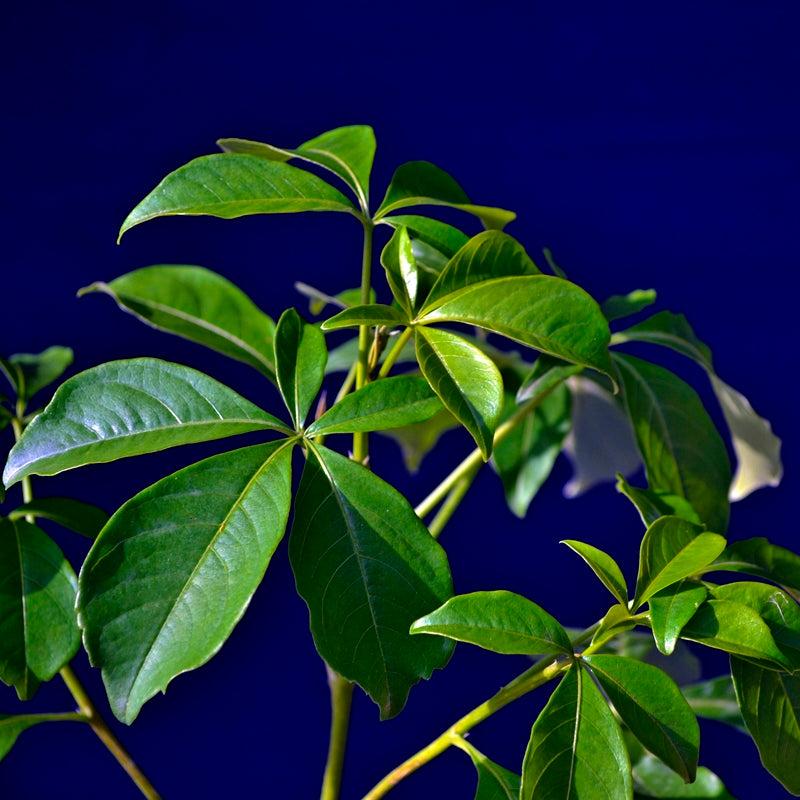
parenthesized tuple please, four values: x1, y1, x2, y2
(427, 466, 479, 539)
(353, 219, 374, 464)
(320, 665, 355, 800)
(377, 326, 413, 378)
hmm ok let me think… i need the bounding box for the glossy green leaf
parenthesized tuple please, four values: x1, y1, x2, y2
(320, 304, 408, 330)
(3, 358, 289, 487)
(79, 441, 293, 724)
(562, 540, 628, 605)
(681, 676, 745, 731)
(419, 275, 613, 379)
(119, 153, 356, 239)
(411, 590, 571, 655)
(80, 266, 277, 378)
(289, 444, 453, 719)
(585, 654, 699, 782)
(9, 497, 108, 539)
(454, 736, 521, 800)
(381, 226, 419, 313)
(708, 537, 800, 599)
(616, 476, 703, 528)
(615, 354, 731, 533)
(0, 347, 73, 403)
(632, 753, 733, 798)
(601, 289, 657, 322)
(380, 408, 457, 472)
(219, 124, 375, 209)
(0, 519, 79, 691)
(415, 326, 503, 458)
(274, 308, 326, 428)
(634, 516, 725, 608)
(649, 580, 707, 655)
(0, 713, 85, 762)
(731, 655, 800, 794)
(520, 663, 632, 800)
(375, 160, 515, 229)
(591, 604, 638, 650)
(516, 356, 583, 404)
(307, 375, 441, 436)
(380, 214, 469, 257)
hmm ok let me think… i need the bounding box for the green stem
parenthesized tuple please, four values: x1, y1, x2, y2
(320, 666, 355, 800)
(353, 219, 374, 464)
(427, 466, 479, 539)
(378, 326, 413, 378)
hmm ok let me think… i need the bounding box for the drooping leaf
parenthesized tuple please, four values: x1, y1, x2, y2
(273, 308, 327, 428)
(380, 226, 419, 314)
(320, 304, 408, 330)
(454, 736, 521, 800)
(3, 358, 290, 487)
(289, 444, 453, 719)
(561, 540, 628, 605)
(119, 153, 357, 239)
(307, 375, 441, 436)
(375, 160, 515, 229)
(9, 497, 108, 539)
(0, 519, 79, 691)
(219, 124, 376, 209)
(681, 675, 745, 732)
(520, 663, 632, 800)
(601, 289, 657, 322)
(411, 590, 572, 656)
(615, 354, 731, 533)
(634, 516, 726, 608)
(584, 654, 699, 782)
(632, 753, 733, 798)
(380, 408, 458, 472)
(707, 537, 800, 599)
(616, 476, 703, 528)
(380, 214, 469, 257)
(0, 347, 73, 403)
(731, 656, 800, 794)
(80, 266, 277, 379)
(649, 580, 708, 655)
(415, 326, 504, 458)
(0, 713, 85, 762)
(79, 441, 293, 724)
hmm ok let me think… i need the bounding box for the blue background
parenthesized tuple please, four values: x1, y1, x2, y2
(2, 1, 798, 797)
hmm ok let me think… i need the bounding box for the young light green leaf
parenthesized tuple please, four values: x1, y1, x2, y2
(79, 441, 293, 724)
(632, 753, 733, 799)
(0, 519, 79, 691)
(453, 736, 521, 800)
(601, 289, 657, 322)
(0, 346, 73, 403)
(731, 656, 800, 794)
(80, 266, 277, 379)
(415, 326, 504, 458)
(411, 590, 572, 656)
(3, 358, 290, 487)
(219, 124, 375, 210)
(374, 160, 516, 229)
(561, 540, 628, 605)
(682, 675, 745, 731)
(274, 308, 327, 428)
(9, 497, 108, 539)
(584, 654, 700, 782)
(419, 276, 613, 379)
(381, 226, 419, 313)
(634, 516, 726, 608)
(615, 354, 731, 533)
(649, 580, 708, 655)
(0, 713, 85, 762)
(289, 444, 453, 719)
(119, 153, 357, 239)
(616, 476, 703, 528)
(520, 663, 632, 800)
(380, 214, 469, 257)
(307, 375, 441, 436)
(320, 304, 408, 331)
(707, 537, 800, 599)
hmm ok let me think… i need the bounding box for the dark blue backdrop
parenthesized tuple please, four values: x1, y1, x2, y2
(2, 2, 798, 797)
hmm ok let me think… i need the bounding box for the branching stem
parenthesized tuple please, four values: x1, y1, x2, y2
(378, 326, 413, 378)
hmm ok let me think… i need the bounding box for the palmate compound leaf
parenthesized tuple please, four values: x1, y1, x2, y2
(118, 153, 358, 240)
(78, 440, 293, 724)
(2, 358, 291, 488)
(0, 519, 80, 693)
(8, 497, 109, 539)
(452, 736, 520, 800)
(289, 443, 453, 719)
(520, 662, 632, 800)
(79, 265, 278, 379)
(0, 346, 74, 403)
(583, 654, 700, 782)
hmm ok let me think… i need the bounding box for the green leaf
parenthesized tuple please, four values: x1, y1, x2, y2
(454, 736, 521, 800)
(591, 604, 638, 650)
(9, 497, 108, 539)
(585, 654, 699, 782)
(320, 304, 408, 331)
(0, 347, 73, 403)
(424, 230, 539, 309)
(0, 713, 85, 762)
(380, 408, 458, 472)
(601, 289, 657, 322)
(419, 276, 613, 379)
(119, 153, 357, 240)
(273, 308, 327, 428)
(2, 358, 290, 487)
(520, 663, 632, 800)
(380, 226, 419, 313)
(289, 444, 453, 719)
(0, 519, 79, 691)
(219, 124, 375, 209)
(80, 266, 277, 379)
(561, 540, 628, 605)
(415, 327, 503, 458)
(731, 655, 800, 794)
(649, 580, 708, 655)
(307, 375, 441, 436)
(615, 354, 731, 532)
(681, 675, 745, 732)
(616, 476, 703, 528)
(380, 215, 469, 257)
(516, 356, 583, 404)
(375, 160, 516, 229)
(411, 590, 571, 656)
(632, 753, 733, 798)
(708, 537, 800, 599)
(79, 441, 293, 724)
(634, 516, 726, 608)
